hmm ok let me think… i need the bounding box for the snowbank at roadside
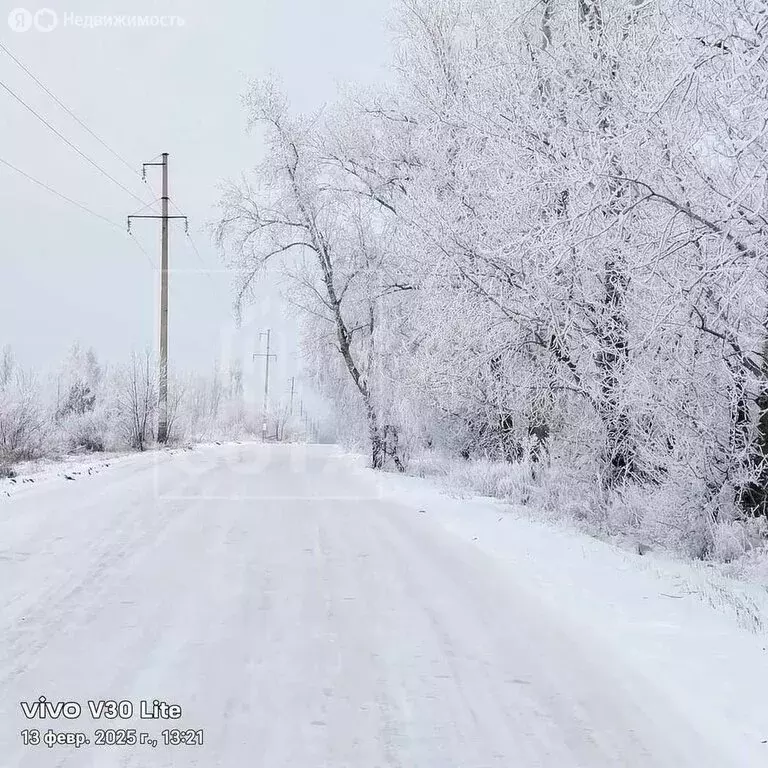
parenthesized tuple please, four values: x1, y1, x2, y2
(0, 445, 199, 500)
(373, 467, 768, 760)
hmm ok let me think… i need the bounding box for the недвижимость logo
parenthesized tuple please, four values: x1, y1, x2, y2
(8, 7, 59, 31)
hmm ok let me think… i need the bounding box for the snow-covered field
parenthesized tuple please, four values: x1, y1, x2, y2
(1, 442, 766, 766)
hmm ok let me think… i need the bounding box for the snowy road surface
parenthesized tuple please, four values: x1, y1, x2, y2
(1, 443, 766, 767)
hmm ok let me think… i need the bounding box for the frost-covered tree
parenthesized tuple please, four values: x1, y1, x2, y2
(216, 79, 408, 468)
(215, 0, 768, 565)
(0, 349, 45, 463)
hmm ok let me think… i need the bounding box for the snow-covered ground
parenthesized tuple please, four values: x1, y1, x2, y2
(1, 442, 766, 766)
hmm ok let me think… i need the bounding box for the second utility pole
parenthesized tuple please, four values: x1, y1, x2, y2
(127, 152, 188, 444)
(254, 329, 276, 442)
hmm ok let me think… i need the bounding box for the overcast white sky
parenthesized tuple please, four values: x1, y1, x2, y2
(0, 0, 394, 400)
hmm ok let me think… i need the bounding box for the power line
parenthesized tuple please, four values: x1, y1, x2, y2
(0, 42, 155, 210)
(0, 154, 153, 268)
(185, 230, 217, 279)
(133, 197, 162, 216)
(0, 77, 147, 206)
(173, 201, 208, 267)
(0, 41, 138, 176)
(0, 155, 120, 229)
(187, 231, 206, 262)
(169, 198, 220, 286)
(127, 232, 156, 268)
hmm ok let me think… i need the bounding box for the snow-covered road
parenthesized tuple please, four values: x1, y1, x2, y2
(1, 443, 766, 766)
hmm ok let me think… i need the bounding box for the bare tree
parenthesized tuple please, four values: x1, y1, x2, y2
(116, 351, 156, 452)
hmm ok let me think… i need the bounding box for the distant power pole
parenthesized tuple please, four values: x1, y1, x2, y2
(289, 376, 295, 415)
(253, 329, 276, 442)
(127, 153, 188, 444)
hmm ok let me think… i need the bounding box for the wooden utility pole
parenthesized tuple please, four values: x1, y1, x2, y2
(158, 154, 169, 443)
(253, 329, 276, 442)
(127, 153, 187, 444)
